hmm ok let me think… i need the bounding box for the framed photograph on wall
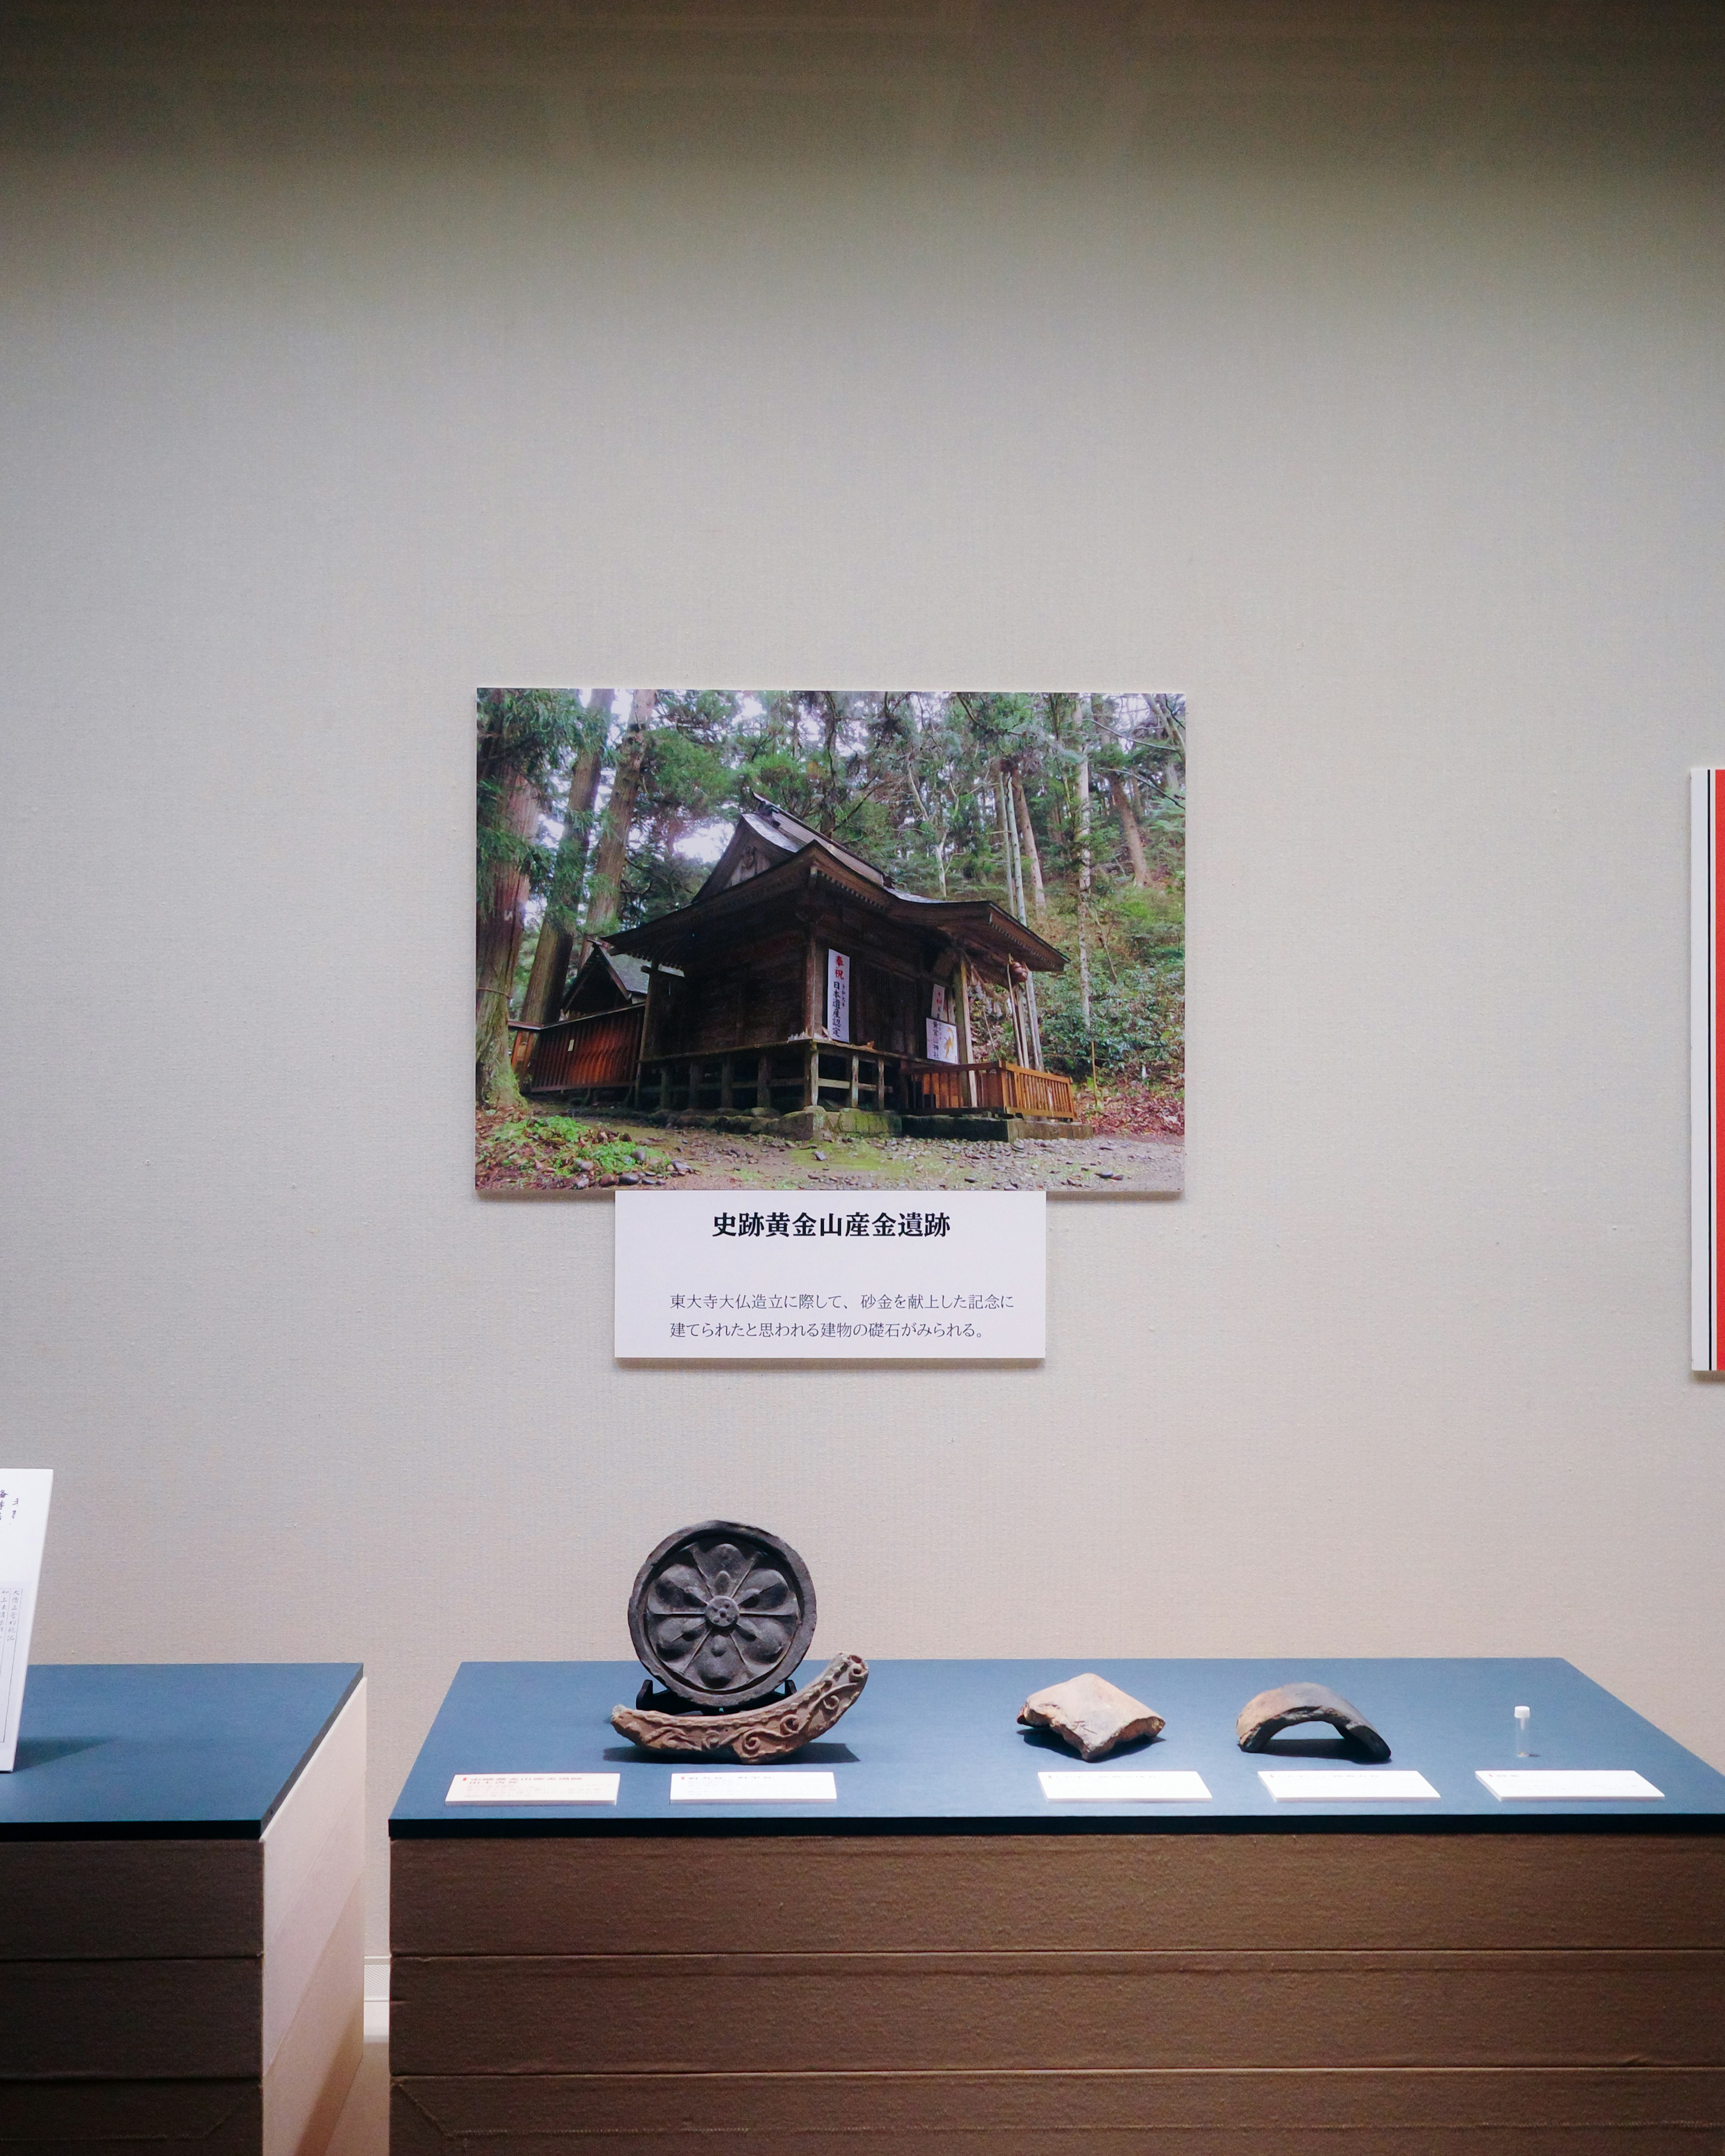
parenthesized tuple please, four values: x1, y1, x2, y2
(477, 690, 1183, 1197)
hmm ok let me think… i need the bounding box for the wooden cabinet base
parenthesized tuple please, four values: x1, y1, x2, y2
(0, 1667, 366, 2156)
(392, 1832, 1725, 2150)
(392, 1663, 1725, 2155)
(391, 2067, 1725, 2154)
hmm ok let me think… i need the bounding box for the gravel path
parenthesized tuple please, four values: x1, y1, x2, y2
(521, 1113, 1182, 1195)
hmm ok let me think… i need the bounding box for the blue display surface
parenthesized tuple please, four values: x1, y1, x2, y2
(0, 1664, 363, 1838)
(391, 1658, 1725, 1835)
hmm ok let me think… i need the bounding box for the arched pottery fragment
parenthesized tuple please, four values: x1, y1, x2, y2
(1018, 1672, 1164, 1761)
(611, 1652, 868, 1762)
(1235, 1682, 1391, 1762)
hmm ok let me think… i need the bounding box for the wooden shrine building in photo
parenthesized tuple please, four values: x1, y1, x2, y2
(509, 944, 650, 1096)
(512, 804, 1080, 1133)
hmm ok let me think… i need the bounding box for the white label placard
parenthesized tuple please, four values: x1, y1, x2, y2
(615, 1190, 1045, 1360)
(926, 1017, 958, 1063)
(1476, 1769, 1663, 1801)
(669, 1770, 837, 1803)
(1040, 1770, 1212, 1802)
(1260, 1769, 1440, 1802)
(445, 1773, 619, 1805)
(0, 1471, 52, 1773)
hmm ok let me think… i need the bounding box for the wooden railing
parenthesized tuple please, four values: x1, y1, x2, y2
(637, 1043, 892, 1117)
(909, 1061, 1079, 1120)
(508, 1021, 1080, 1118)
(510, 1006, 643, 1093)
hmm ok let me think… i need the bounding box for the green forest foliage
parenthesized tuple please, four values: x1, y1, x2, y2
(1037, 888, 1185, 1080)
(475, 687, 590, 898)
(481, 688, 1185, 1086)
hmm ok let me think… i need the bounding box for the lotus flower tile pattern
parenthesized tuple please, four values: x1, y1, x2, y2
(628, 1521, 817, 1708)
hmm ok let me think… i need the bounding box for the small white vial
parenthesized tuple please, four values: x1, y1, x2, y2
(1514, 1704, 1531, 1757)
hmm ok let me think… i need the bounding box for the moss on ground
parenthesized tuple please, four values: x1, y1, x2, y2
(475, 1111, 681, 1191)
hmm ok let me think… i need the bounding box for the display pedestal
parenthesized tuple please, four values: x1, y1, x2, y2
(390, 1658, 1725, 2152)
(0, 1663, 365, 2156)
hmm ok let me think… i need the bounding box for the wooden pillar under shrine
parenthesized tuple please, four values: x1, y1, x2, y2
(803, 923, 821, 1037)
(632, 961, 659, 1105)
(955, 952, 977, 1108)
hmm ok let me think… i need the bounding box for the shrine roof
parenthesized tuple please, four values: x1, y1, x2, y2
(612, 808, 1065, 974)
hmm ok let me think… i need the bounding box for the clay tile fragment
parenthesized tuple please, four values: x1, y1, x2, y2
(1018, 1672, 1164, 1761)
(1235, 1682, 1391, 1762)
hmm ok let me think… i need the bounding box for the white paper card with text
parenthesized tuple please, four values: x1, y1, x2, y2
(0, 1471, 53, 1773)
(1259, 1769, 1440, 1801)
(1040, 1770, 1212, 1802)
(1476, 1769, 1663, 1801)
(669, 1770, 838, 1803)
(446, 1773, 619, 1804)
(615, 1190, 1045, 1360)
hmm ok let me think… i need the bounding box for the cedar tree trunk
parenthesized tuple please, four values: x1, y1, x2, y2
(1075, 743, 1093, 1035)
(1107, 770, 1152, 888)
(995, 764, 1024, 920)
(1012, 765, 1047, 923)
(475, 763, 540, 1107)
(519, 694, 611, 1026)
(582, 688, 653, 944)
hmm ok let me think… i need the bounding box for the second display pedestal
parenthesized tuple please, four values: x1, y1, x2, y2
(390, 1657, 1725, 2152)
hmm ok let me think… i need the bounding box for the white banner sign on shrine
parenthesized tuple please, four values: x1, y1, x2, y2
(826, 949, 851, 1042)
(615, 1190, 1045, 1360)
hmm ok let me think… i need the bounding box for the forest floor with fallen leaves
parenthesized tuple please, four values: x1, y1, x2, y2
(477, 1080, 1182, 1195)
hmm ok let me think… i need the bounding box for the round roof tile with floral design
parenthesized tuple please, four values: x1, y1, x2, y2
(628, 1521, 817, 1709)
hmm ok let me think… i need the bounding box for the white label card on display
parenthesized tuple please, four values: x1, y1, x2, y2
(1039, 1770, 1212, 1802)
(670, 1770, 838, 1803)
(1476, 1770, 1663, 1801)
(445, 1774, 619, 1805)
(1259, 1770, 1440, 1802)
(0, 1471, 52, 1773)
(614, 1190, 1045, 1361)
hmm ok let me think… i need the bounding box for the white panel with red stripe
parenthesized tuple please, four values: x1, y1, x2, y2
(1691, 770, 1725, 1371)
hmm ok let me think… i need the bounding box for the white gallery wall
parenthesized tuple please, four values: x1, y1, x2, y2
(3, 4, 1723, 1947)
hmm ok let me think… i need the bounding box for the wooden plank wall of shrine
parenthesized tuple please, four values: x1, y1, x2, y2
(642, 901, 954, 1070)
